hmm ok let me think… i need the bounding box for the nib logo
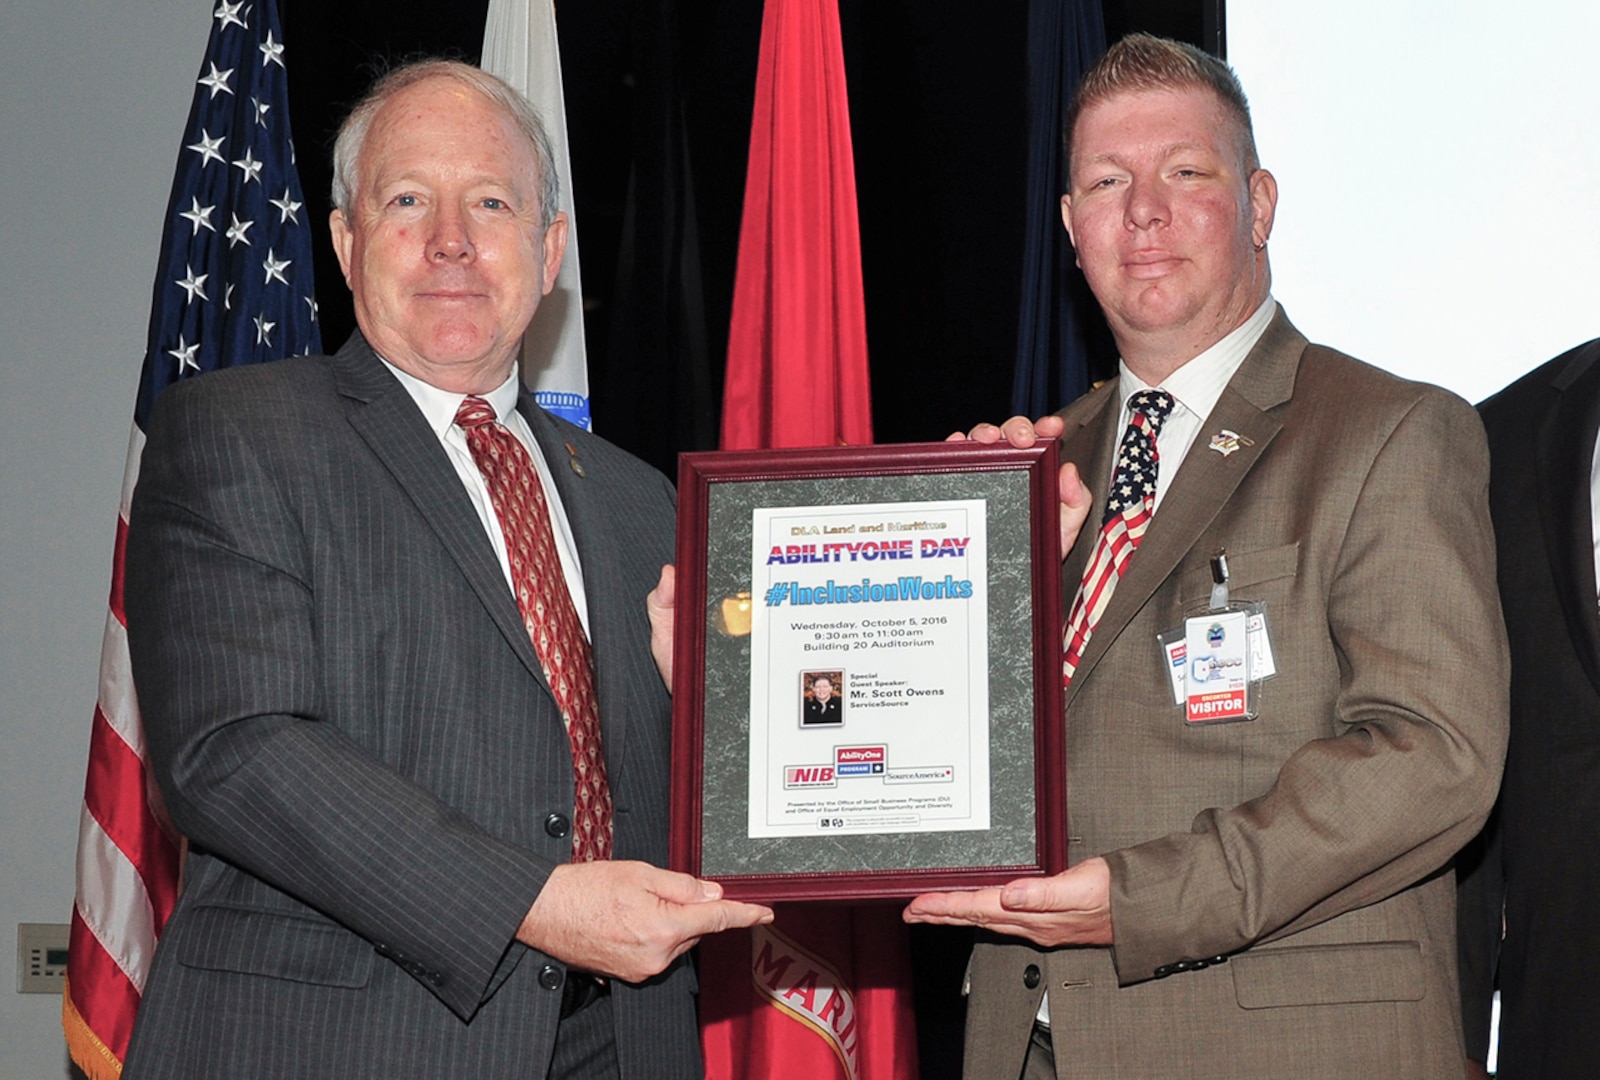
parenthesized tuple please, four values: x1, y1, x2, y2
(784, 765, 836, 788)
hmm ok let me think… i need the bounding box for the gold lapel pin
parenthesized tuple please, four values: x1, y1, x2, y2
(1208, 430, 1253, 457)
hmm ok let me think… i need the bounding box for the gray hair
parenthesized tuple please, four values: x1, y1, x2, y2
(330, 59, 561, 230)
(1067, 33, 1259, 174)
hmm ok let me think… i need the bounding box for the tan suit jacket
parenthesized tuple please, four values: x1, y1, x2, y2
(963, 310, 1508, 1079)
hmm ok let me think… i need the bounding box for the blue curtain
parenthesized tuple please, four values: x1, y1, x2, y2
(1011, 0, 1107, 417)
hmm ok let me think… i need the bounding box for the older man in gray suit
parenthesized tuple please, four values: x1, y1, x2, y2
(122, 60, 770, 1078)
(908, 35, 1508, 1078)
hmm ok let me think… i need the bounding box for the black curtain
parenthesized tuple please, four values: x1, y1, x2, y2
(279, 1, 1164, 470)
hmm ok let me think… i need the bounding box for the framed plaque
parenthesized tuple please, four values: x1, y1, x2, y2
(669, 440, 1065, 901)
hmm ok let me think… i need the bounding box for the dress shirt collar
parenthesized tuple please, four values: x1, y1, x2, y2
(378, 359, 525, 437)
(1116, 296, 1278, 421)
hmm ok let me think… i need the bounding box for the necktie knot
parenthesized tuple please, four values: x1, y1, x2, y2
(1129, 389, 1175, 434)
(455, 395, 498, 430)
(1101, 389, 1174, 526)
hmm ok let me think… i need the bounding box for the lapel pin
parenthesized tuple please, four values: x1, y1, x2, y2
(565, 443, 586, 477)
(1208, 430, 1252, 457)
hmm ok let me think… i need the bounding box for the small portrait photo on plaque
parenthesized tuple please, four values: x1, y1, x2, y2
(801, 670, 845, 728)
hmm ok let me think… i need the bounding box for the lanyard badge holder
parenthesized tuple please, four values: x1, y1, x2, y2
(1158, 551, 1278, 724)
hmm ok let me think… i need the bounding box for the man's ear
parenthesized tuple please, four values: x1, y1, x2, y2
(1248, 169, 1277, 250)
(330, 208, 355, 286)
(1060, 194, 1081, 267)
(540, 212, 569, 296)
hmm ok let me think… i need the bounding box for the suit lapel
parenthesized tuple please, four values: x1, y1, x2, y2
(1063, 312, 1299, 706)
(520, 399, 632, 774)
(1536, 345, 1600, 695)
(331, 338, 547, 686)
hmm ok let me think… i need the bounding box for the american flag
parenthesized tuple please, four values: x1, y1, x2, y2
(63, 1, 320, 1073)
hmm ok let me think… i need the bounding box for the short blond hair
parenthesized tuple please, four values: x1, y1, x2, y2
(1067, 33, 1259, 174)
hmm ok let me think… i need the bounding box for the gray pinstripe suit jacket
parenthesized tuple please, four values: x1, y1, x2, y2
(122, 335, 697, 1078)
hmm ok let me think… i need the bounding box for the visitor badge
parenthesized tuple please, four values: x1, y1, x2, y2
(1182, 609, 1250, 724)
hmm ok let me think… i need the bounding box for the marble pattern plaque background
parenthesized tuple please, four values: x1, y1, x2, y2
(697, 469, 1040, 880)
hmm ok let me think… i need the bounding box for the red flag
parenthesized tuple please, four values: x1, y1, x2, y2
(700, 916, 919, 1080)
(64, 2, 321, 1073)
(705, 1, 914, 1077)
(719, 0, 873, 451)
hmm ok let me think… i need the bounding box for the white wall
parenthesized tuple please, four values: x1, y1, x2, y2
(1229, 1, 1600, 403)
(0, 1, 211, 1074)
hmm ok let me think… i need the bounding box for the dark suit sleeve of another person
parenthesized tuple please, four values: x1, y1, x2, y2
(123, 348, 678, 1031)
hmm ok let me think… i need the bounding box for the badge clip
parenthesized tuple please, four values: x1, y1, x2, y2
(1156, 549, 1278, 724)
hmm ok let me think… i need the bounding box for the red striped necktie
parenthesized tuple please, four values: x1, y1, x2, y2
(456, 396, 612, 861)
(1062, 389, 1175, 686)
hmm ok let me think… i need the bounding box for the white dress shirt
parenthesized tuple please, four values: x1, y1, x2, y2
(380, 359, 591, 635)
(1111, 297, 1279, 513)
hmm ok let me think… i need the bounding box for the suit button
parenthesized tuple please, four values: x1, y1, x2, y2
(1022, 964, 1041, 989)
(544, 813, 571, 839)
(1153, 965, 1173, 979)
(538, 964, 564, 991)
(1208, 955, 1228, 965)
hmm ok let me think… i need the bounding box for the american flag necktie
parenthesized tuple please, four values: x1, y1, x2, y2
(1062, 389, 1176, 686)
(456, 396, 612, 861)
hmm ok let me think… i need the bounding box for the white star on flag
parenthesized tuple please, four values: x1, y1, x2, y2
(269, 189, 302, 224)
(252, 96, 271, 128)
(198, 62, 234, 98)
(176, 265, 209, 303)
(259, 29, 285, 68)
(167, 334, 201, 373)
(262, 248, 290, 286)
(232, 147, 264, 185)
(214, 0, 248, 31)
(226, 213, 253, 247)
(253, 314, 276, 345)
(179, 197, 216, 235)
(187, 130, 225, 167)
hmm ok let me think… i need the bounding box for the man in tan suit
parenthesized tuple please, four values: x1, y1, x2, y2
(906, 34, 1508, 1078)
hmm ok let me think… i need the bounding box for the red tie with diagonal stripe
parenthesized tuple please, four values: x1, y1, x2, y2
(456, 396, 612, 861)
(1062, 389, 1175, 686)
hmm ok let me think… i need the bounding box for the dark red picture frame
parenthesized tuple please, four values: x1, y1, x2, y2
(669, 440, 1066, 901)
